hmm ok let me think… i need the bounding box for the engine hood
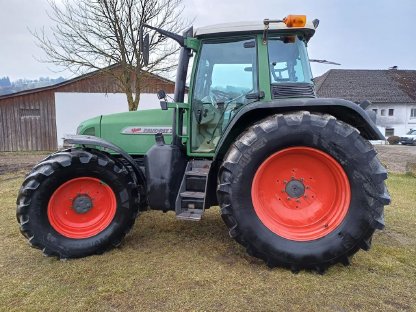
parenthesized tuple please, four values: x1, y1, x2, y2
(100, 109, 174, 155)
(77, 109, 174, 155)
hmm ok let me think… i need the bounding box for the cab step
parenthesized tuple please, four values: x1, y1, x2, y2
(176, 209, 204, 221)
(175, 160, 211, 221)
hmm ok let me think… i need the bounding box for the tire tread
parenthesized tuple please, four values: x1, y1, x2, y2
(217, 111, 390, 272)
(16, 149, 143, 259)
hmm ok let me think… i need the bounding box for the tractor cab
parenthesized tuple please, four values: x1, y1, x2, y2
(189, 23, 314, 152)
(146, 16, 318, 156)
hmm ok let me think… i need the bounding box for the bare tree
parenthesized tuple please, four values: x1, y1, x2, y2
(33, 0, 187, 111)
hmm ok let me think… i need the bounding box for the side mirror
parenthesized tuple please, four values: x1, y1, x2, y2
(160, 101, 168, 110)
(140, 30, 150, 66)
(157, 89, 166, 100)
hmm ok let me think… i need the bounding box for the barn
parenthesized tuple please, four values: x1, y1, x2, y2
(0, 66, 175, 151)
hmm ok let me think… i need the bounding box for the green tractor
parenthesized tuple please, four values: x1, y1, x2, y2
(17, 15, 390, 272)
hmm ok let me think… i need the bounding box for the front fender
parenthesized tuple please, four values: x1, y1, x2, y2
(214, 98, 384, 160)
(64, 134, 146, 188)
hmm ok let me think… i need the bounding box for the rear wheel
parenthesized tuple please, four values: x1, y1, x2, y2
(17, 149, 142, 259)
(217, 112, 390, 272)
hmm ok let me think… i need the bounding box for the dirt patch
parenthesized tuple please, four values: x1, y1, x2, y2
(374, 145, 416, 173)
(0, 146, 414, 175)
(0, 152, 50, 175)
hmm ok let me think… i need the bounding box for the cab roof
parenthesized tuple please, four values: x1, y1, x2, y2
(194, 19, 317, 40)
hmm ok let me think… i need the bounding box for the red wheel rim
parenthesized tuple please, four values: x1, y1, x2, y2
(47, 177, 117, 239)
(251, 147, 351, 241)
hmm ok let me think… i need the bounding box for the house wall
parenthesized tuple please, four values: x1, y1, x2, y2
(54, 92, 174, 147)
(369, 103, 416, 136)
(406, 103, 416, 131)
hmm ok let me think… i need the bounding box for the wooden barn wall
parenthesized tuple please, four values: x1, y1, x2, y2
(58, 72, 122, 93)
(140, 74, 176, 93)
(0, 91, 57, 151)
(57, 71, 175, 94)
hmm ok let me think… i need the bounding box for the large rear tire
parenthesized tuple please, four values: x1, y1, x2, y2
(217, 112, 390, 272)
(17, 149, 142, 259)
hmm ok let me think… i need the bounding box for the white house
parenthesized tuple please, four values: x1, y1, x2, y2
(315, 69, 416, 137)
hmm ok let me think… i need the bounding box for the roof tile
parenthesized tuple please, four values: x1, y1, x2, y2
(315, 69, 416, 103)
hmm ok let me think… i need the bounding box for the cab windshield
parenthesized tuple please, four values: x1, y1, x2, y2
(191, 38, 257, 153)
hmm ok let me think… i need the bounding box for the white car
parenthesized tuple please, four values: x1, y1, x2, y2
(400, 129, 416, 145)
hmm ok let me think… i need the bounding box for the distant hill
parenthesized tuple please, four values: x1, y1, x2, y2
(0, 77, 11, 87)
(0, 76, 66, 96)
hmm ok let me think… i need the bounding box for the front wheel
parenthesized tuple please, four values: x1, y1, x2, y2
(217, 112, 390, 272)
(17, 149, 141, 259)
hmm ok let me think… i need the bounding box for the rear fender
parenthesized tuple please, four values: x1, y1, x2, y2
(205, 98, 384, 208)
(215, 98, 384, 161)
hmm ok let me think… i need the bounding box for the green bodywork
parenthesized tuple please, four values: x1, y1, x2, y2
(77, 109, 174, 155)
(77, 33, 313, 158)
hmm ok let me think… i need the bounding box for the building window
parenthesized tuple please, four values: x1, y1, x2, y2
(385, 128, 395, 136)
(20, 108, 40, 118)
(372, 108, 378, 114)
(411, 108, 416, 118)
(388, 109, 394, 116)
(381, 109, 386, 116)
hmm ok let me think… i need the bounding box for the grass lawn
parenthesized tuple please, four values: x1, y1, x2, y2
(0, 172, 415, 311)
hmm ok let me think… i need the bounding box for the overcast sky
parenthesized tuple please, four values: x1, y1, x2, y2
(0, 0, 415, 81)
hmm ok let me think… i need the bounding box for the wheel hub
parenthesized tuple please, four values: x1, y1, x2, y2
(285, 179, 305, 198)
(47, 177, 117, 239)
(251, 147, 351, 241)
(72, 194, 93, 214)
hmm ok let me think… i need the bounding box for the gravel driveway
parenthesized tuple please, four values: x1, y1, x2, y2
(375, 145, 416, 173)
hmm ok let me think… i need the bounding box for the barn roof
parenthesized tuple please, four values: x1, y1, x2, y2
(314, 69, 416, 103)
(0, 65, 175, 100)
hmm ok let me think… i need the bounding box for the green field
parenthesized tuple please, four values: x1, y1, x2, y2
(0, 172, 415, 311)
